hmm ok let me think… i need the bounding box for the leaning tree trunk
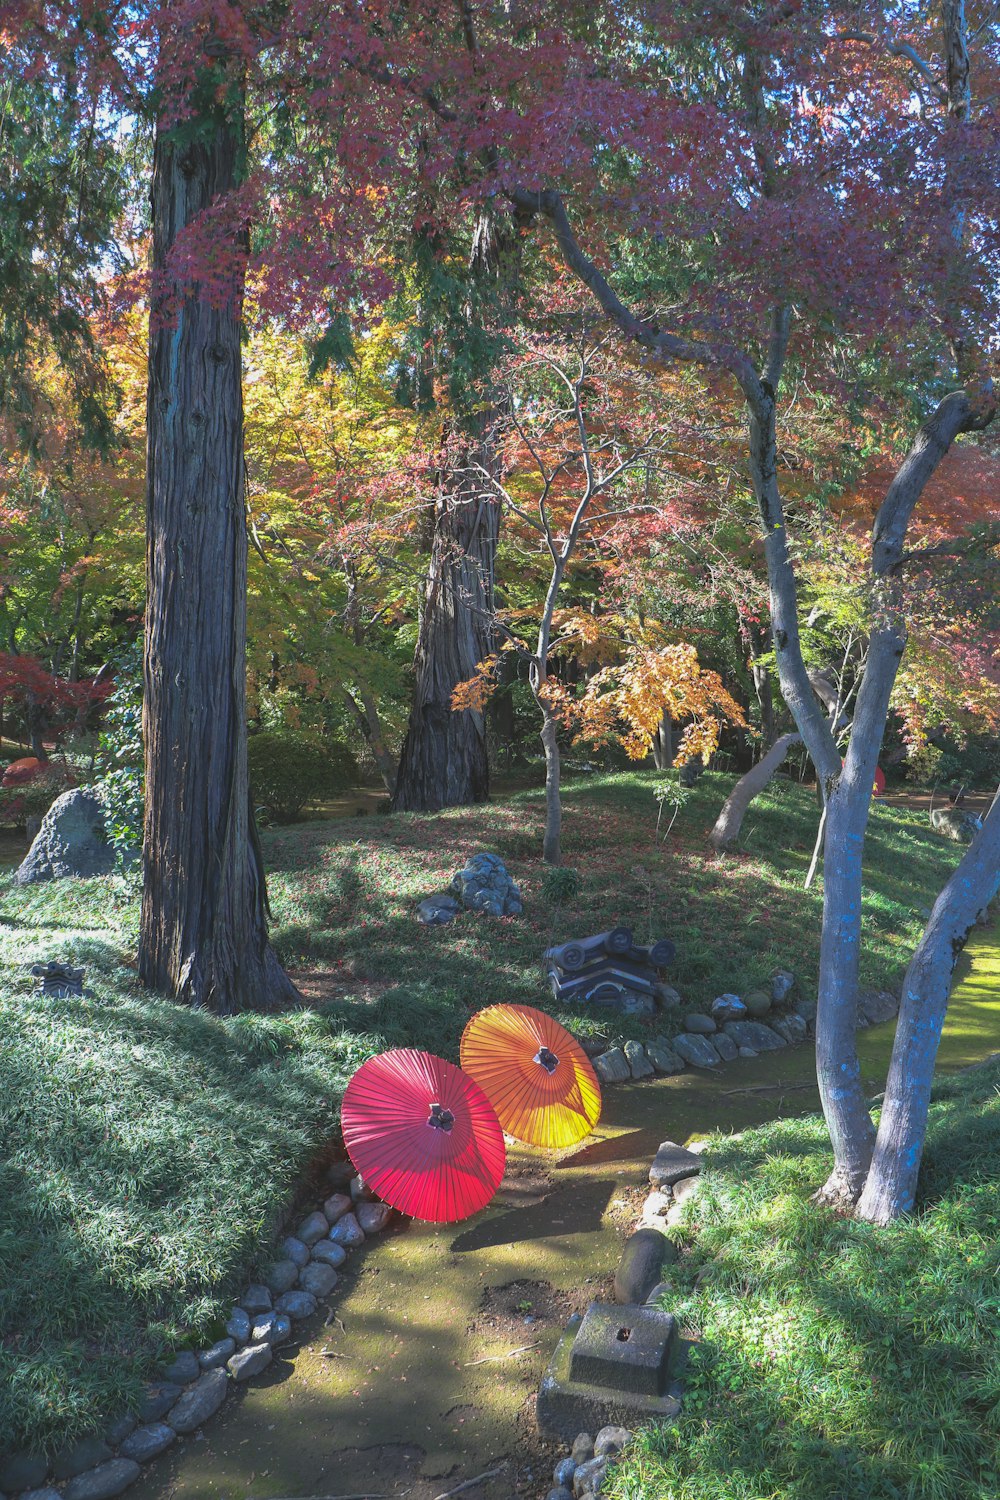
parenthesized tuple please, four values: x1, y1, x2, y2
(391, 453, 499, 812)
(140, 88, 297, 1014)
(709, 730, 801, 850)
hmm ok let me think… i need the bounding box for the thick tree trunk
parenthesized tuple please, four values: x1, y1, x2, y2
(139, 90, 297, 1014)
(391, 457, 499, 812)
(651, 712, 674, 770)
(856, 787, 1000, 1222)
(709, 730, 801, 851)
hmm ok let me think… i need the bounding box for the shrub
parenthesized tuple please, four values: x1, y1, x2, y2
(541, 865, 581, 903)
(89, 645, 144, 865)
(0, 761, 77, 830)
(248, 731, 357, 822)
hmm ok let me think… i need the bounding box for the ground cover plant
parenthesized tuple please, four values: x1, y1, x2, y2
(607, 1056, 1000, 1500)
(0, 771, 968, 1455)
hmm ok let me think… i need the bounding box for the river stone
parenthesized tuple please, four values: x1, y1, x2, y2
(119, 1425, 176, 1463)
(323, 1192, 354, 1223)
(624, 1040, 653, 1079)
(166, 1369, 228, 1433)
(744, 989, 772, 1017)
(160, 1350, 199, 1386)
(15, 788, 115, 884)
(614, 1228, 670, 1304)
(351, 1174, 378, 1202)
(546, 1489, 573, 1500)
(571, 1434, 594, 1464)
(673, 1032, 720, 1069)
(21, 1490, 61, 1500)
(595, 1425, 631, 1458)
(300, 1260, 339, 1297)
(357, 1201, 393, 1234)
(652, 983, 681, 1009)
(649, 1140, 703, 1187)
(105, 1417, 137, 1447)
(264, 1259, 299, 1296)
(62, 1462, 141, 1500)
(771, 969, 796, 1003)
(276, 1289, 318, 1319)
(330, 1212, 365, 1248)
(641, 1190, 672, 1219)
(930, 806, 981, 842)
(737, 1045, 757, 1058)
(281, 1235, 311, 1267)
(793, 998, 818, 1025)
(138, 1383, 181, 1423)
(592, 1047, 631, 1084)
(858, 989, 898, 1026)
(311, 1238, 348, 1268)
(199, 1338, 236, 1370)
(53, 1440, 113, 1481)
(0, 1455, 49, 1492)
(722, 1020, 786, 1052)
(297, 1211, 330, 1246)
(252, 1311, 293, 1345)
(228, 1342, 273, 1382)
(241, 1284, 272, 1314)
(573, 1457, 608, 1497)
(711, 1031, 738, 1062)
(771, 1013, 808, 1045)
(226, 1307, 251, 1343)
(417, 893, 461, 925)
(683, 1012, 716, 1034)
(710, 994, 746, 1024)
(672, 1175, 700, 1204)
(554, 1458, 577, 1487)
(646, 1040, 685, 1074)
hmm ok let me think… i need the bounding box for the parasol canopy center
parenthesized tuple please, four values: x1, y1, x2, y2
(427, 1102, 456, 1132)
(533, 1046, 560, 1075)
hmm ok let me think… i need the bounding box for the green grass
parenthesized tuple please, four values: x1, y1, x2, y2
(605, 1059, 1000, 1500)
(0, 771, 969, 1454)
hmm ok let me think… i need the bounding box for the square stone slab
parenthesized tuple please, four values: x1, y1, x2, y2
(537, 1307, 683, 1445)
(570, 1301, 676, 1396)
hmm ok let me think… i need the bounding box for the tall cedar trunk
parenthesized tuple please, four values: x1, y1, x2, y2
(391, 453, 499, 811)
(139, 92, 297, 1014)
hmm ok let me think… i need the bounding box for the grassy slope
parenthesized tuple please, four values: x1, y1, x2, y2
(606, 1058, 1000, 1500)
(0, 772, 967, 1453)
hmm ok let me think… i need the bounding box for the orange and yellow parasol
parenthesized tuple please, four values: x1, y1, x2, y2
(460, 1004, 602, 1150)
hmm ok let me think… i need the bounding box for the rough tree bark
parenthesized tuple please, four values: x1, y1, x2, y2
(140, 80, 297, 1013)
(709, 731, 802, 850)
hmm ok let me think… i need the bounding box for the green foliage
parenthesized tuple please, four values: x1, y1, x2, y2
(606, 1059, 1000, 1500)
(541, 865, 581, 903)
(0, 762, 77, 829)
(90, 646, 144, 864)
(248, 730, 358, 822)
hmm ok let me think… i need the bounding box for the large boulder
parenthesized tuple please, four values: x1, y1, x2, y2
(930, 806, 982, 843)
(15, 789, 115, 884)
(450, 852, 523, 915)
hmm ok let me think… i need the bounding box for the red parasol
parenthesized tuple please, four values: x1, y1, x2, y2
(460, 1005, 602, 1150)
(341, 1049, 506, 1223)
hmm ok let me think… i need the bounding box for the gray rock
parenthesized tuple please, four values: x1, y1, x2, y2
(166, 1369, 228, 1434)
(138, 1383, 181, 1423)
(296, 1211, 330, 1246)
(275, 1290, 318, 1319)
(356, 1201, 393, 1234)
(646, 1040, 685, 1075)
(649, 1140, 703, 1188)
(571, 1434, 595, 1465)
(119, 1425, 176, 1463)
(160, 1350, 199, 1386)
(241, 1284, 272, 1315)
(264, 1259, 299, 1296)
(771, 969, 796, 1003)
(931, 806, 981, 842)
(299, 1261, 339, 1298)
(280, 1235, 311, 1267)
(251, 1311, 292, 1345)
(673, 1032, 720, 1069)
(554, 1458, 577, 1487)
(350, 1174, 377, 1203)
(0, 1455, 49, 1492)
(15, 788, 116, 884)
(592, 1047, 631, 1084)
(62, 1462, 141, 1500)
(652, 984, 682, 1009)
(21, 1490, 61, 1500)
(614, 1228, 671, 1304)
(594, 1426, 631, 1458)
(640, 1190, 672, 1220)
(771, 1013, 808, 1045)
(451, 853, 522, 916)
(623, 1040, 653, 1079)
(105, 1417, 137, 1447)
(226, 1307, 251, 1343)
(417, 893, 461, 925)
(53, 1441, 113, 1482)
(323, 1192, 353, 1224)
(710, 994, 746, 1024)
(737, 1045, 757, 1058)
(330, 1212, 365, 1248)
(573, 1457, 608, 1497)
(546, 1489, 574, 1500)
(228, 1343, 273, 1382)
(858, 989, 898, 1026)
(722, 1020, 786, 1052)
(710, 1031, 738, 1063)
(683, 1012, 716, 1034)
(310, 1238, 348, 1269)
(619, 990, 657, 1019)
(199, 1338, 236, 1370)
(672, 1175, 700, 1203)
(793, 998, 818, 1025)
(744, 989, 772, 1017)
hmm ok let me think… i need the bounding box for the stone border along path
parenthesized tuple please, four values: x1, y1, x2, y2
(0, 1167, 392, 1500)
(0, 970, 898, 1500)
